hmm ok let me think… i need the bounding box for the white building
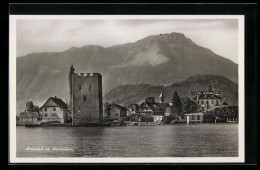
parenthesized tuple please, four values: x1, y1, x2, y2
(40, 96, 69, 123)
(185, 112, 204, 123)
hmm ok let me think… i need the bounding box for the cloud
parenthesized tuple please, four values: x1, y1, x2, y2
(16, 19, 238, 63)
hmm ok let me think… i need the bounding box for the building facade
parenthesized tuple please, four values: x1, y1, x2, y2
(136, 97, 165, 124)
(69, 65, 103, 125)
(40, 96, 69, 123)
(104, 103, 127, 122)
(185, 112, 204, 123)
(191, 83, 223, 111)
(17, 111, 40, 125)
(127, 104, 139, 116)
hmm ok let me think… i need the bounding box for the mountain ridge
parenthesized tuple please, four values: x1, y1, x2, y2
(105, 74, 238, 106)
(16, 32, 238, 114)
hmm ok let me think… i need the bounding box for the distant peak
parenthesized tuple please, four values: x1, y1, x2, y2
(63, 45, 105, 53)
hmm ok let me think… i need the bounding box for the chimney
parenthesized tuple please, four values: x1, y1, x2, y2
(80, 73, 84, 77)
(87, 73, 90, 76)
(55, 96, 57, 98)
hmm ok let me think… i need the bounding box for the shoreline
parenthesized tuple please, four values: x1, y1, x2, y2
(18, 122, 238, 128)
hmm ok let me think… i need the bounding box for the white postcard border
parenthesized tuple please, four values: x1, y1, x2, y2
(9, 15, 245, 163)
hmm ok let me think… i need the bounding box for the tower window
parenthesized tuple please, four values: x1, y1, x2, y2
(83, 95, 87, 101)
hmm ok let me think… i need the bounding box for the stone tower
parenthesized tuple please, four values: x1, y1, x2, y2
(159, 91, 164, 103)
(69, 65, 103, 125)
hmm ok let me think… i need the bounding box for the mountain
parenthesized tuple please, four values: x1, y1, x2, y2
(104, 74, 238, 106)
(16, 32, 238, 114)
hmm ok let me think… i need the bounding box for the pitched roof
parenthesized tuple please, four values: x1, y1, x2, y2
(128, 104, 139, 108)
(110, 103, 127, 110)
(51, 97, 68, 109)
(41, 97, 68, 109)
(157, 103, 171, 110)
(19, 111, 39, 118)
(139, 102, 164, 112)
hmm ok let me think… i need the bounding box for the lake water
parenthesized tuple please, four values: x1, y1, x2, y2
(16, 124, 238, 157)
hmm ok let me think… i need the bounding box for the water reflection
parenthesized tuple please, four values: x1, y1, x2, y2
(17, 124, 238, 157)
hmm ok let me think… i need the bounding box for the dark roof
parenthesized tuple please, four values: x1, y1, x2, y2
(145, 97, 155, 103)
(157, 103, 171, 110)
(139, 102, 164, 112)
(42, 97, 68, 109)
(110, 103, 127, 110)
(129, 113, 141, 117)
(193, 94, 222, 100)
(20, 111, 39, 118)
(50, 97, 68, 109)
(128, 104, 139, 108)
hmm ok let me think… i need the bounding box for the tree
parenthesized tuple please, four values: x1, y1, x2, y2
(181, 97, 197, 114)
(25, 101, 40, 113)
(171, 91, 182, 118)
(104, 103, 111, 117)
(25, 101, 34, 111)
(32, 105, 40, 113)
(203, 106, 238, 123)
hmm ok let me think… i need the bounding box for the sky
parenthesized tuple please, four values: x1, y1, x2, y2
(17, 19, 238, 63)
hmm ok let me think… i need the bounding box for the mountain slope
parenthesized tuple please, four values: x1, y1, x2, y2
(104, 74, 238, 106)
(16, 32, 238, 114)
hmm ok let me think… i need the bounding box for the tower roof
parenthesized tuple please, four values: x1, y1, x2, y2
(208, 81, 212, 91)
(159, 91, 164, 97)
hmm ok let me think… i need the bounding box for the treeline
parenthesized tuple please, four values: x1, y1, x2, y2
(164, 92, 197, 123)
(203, 106, 238, 123)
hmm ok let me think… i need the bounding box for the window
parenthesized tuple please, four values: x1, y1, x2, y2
(216, 100, 219, 106)
(83, 95, 87, 101)
(206, 101, 209, 105)
(212, 100, 214, 104)
(53, 108, 56, 111)
(192, 115, 195, 120)
(89, 85, 91, 90)
(201, 101, 204, 104)
(181, 115, 185, 119)
(197, 115, 200, 120)
(79, 85, 81, 90)
(116, 113, 119, 116)
(45, 114, 48, 117)
(45, 108, 47, 111)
